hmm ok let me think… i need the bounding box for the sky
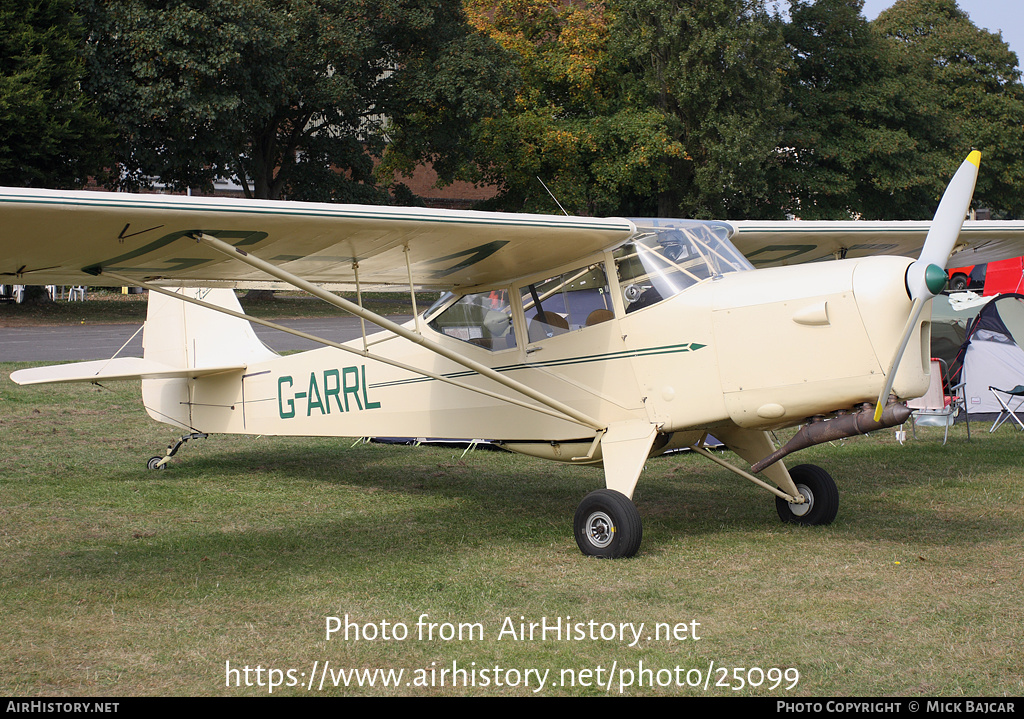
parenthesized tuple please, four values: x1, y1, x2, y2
(859, 0, 1024, 66)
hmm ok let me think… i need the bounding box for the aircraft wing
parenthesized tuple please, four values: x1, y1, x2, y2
(5, 187, 1024, 291)
(730, 219, 1024, 269)
(0, 187, 636, 290)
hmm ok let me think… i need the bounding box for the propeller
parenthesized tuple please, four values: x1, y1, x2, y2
(872, 151, 981, 422)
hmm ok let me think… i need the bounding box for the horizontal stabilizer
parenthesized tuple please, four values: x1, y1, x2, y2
(10, 357, 245, 386)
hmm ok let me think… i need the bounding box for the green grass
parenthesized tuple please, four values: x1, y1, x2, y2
(1, 367, 1022, 696)
(0, 289, 440, 326)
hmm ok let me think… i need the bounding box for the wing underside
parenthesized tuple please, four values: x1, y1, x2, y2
(730, 219, 1024, 269)
(5, 188, 1024, 292)
(0, 188, 636, 290)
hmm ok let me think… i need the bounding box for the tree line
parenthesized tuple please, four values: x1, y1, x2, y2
(2, 0, 1022, 220)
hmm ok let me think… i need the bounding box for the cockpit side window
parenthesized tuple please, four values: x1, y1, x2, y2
(521, 264, 612, 342)
(426, 290, 516, 351)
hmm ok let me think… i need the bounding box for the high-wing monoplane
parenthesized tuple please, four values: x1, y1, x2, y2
(4, 152, 1023, 558)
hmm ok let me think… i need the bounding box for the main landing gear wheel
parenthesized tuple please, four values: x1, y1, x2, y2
(574, 489, 642, 558)
(775, 464, 838, 526)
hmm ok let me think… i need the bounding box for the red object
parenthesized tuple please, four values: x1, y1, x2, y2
(946, 264, 976, 291)
(983, 257, 1024, 296)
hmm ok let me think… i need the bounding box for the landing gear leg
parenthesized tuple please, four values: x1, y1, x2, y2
(579, 419, 658, 558)
(147, 432, 208, 470)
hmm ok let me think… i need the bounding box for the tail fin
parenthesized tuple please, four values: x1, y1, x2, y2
(143, 287, 277, 368)
(141, 287, 276, 430)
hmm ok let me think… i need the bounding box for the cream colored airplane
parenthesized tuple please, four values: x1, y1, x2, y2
(2, 152, 1020, 558)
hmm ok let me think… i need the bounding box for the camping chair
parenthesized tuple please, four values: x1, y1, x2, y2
(988, 385, 1024, 432)
(905, 358, 970, 444)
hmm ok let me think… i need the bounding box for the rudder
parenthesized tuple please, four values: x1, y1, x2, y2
(142, 288, 276, 429)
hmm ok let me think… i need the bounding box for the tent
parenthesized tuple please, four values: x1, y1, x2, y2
(955, 293, 1024, 420)
(930, 292, 988, 378)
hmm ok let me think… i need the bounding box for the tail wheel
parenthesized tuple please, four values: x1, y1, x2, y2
(775, 464, 838, 526)
(574, 489, 642, 558)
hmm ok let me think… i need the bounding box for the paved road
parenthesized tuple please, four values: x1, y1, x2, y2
(0, 316, 413, 362)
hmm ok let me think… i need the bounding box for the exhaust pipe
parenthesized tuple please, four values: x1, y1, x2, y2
(751, 402, 911, 474)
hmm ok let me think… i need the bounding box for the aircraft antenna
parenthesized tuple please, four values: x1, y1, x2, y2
(537, 177, 570, 216)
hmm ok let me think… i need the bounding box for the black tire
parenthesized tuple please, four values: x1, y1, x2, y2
(573, 489, 642, 558)
(147, 456, 166, 471)
(949, 274, 968, 292)
(775, 464, 838, 526)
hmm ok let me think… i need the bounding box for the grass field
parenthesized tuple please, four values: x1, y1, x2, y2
(1, 365, 1022, 696)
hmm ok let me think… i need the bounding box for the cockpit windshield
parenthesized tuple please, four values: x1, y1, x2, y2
(615, 219, 752, 312)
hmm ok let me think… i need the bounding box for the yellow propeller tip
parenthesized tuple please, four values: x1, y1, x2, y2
(967, 150, 981, 167)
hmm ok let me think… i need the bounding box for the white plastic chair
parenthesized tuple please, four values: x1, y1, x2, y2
(905, 358, 969, 444)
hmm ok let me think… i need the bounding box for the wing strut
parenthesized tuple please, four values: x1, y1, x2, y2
(352, 261, 369, 352)
(100, 232, 605, 433)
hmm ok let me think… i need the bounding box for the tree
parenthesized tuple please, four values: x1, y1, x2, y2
(611, 0, 791, 219)
(774, 0, 943, 219)
(459, 0, 684, 217)
(0, 0, 112, 188)
(463, 0, 789, 219)
(873, 0, 1024, 217)
(81, 0, 513, 203)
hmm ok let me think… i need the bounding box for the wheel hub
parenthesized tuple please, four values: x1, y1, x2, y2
(585, 511, 615, 548)
(788, 484, 814, 517)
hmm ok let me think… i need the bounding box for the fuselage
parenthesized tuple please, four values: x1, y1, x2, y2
(144, 243, 930, 453)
